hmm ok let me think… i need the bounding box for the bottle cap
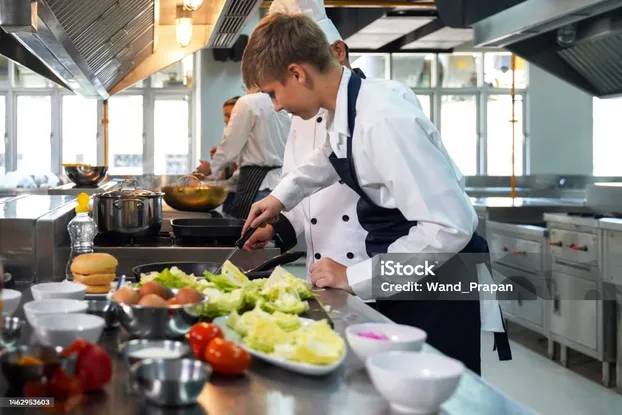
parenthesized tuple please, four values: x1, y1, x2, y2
(76, 193, 90, 213)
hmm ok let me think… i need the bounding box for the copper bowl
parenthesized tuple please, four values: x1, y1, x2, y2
(161, 175, 229, 212)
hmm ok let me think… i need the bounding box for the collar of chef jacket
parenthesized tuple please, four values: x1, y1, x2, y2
(326, 68, 352, 147)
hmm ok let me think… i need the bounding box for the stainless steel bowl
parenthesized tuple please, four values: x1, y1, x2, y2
(63, 165, 108, 187)
(0, 316, 23, 348)
(85, 299, 118, 329)
(131, 358, 211, 407)
(112, 288, 208, 339)
(120, 339, 191, 370)
(0, 345, 62, 387)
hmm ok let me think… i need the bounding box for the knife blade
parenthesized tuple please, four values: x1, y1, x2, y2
(215, 227, 257, 274)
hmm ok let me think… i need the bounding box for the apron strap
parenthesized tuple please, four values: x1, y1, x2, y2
(228, 166, 279, 219)
(492, 306, 513, 361)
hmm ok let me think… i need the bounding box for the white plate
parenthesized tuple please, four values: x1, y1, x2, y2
(213, 315, 346, 376)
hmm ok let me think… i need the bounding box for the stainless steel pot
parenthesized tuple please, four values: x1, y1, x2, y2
(93, 180, 163, 236)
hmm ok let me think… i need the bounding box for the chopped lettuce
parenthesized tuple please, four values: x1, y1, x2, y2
(265, 266, 314, 300)
(229, 309, 344, 366)
(202, 287, 244, 318)
(139, 267, 211, 291)
(260, 283, 309, 315)
(203, 260, 249, 292)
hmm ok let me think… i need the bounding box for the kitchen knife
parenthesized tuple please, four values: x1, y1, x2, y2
(214, 226, 257, 274)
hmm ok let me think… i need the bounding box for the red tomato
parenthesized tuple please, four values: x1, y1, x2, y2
(204, 338, 251, 375)
(60, 339, 88, 358)
(24, 380, 49, 398)
(48, 368, 83, 400)
(76, 343, 113, 392)
(187, 323, 224, 359)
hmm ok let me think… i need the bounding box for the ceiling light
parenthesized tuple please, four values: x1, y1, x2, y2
(183, 0, 204, 11)
(176, 16, 193, 47)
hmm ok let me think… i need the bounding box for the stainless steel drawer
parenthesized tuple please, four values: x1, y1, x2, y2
(603, 231, 622, 286)
(488, 232, 543, 272)
(548, 229, 597, 267)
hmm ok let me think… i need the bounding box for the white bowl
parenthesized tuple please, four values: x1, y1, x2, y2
(345, 323, 427, 361)
(31, 282, 86, 301)
(32, 313, 104, 349)
(23, 299, 89, 326)
(366, 351, 464, 414)
(1, 289, 22, 316)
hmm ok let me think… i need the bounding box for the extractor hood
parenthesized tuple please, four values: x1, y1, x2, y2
(436, 0, 622, 98)
(0, 0, 261, 99)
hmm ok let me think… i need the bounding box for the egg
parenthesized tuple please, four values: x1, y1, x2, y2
(166, 297, 178, 306)
(138, 293, 168, 308)
(112, 286, 140, 305)
(174, 287, 203, 305)
(139, 281, 170, 300)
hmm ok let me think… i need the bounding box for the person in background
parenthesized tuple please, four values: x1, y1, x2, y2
(199, 89, 291, 219)
(239, 12, 512, 375)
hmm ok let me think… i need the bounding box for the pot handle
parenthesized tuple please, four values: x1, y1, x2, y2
(113, 198, 145, 209)
(246, 251, 305, 273)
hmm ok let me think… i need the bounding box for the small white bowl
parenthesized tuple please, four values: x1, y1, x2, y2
(23, 299, 89, 326)
(31, 282, 86, 301)
(345, 323, 427, 361)
(366, 351, 464, 414)
(1, 289, 22, 316)
(32, 313, 104, 349)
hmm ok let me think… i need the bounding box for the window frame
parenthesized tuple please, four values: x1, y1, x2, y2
(0, 53, 198, 177)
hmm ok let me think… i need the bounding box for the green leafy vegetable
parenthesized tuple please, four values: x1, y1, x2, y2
(203, 260, 249, 292)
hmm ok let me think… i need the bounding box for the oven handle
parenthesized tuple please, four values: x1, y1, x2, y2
(568, 243, 588, 252)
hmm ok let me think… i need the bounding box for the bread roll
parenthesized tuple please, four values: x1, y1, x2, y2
(70, 253, 118, 275)
(84, 284, 113, 294)
(73, 273, 116, 286)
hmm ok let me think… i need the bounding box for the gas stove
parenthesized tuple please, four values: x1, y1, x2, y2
(93, 230, 238, 248)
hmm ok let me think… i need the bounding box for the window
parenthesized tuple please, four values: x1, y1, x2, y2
(487, 95, 524, 176)
(151, 55, 193, 88)
(438, 53, 481, 88)
(154, 97, 190, 174)
(392, 54, 433, 88)
(62, 95, 98, 165)
(440, 95, 478, 176)
(593, 97, 622, 176)
(350, 54, 390, 79)
(484, 52, 527, 89)
(416, 94, 431, 120)
(17, 96, 52, 173)
(108, 95, 144, 175)
(14, 64, 55, 88)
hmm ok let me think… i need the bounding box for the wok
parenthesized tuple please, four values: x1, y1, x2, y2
(161, 175, 229, 212)
(132, 251, 305, 280)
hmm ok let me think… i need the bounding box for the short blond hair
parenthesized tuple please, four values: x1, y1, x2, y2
(242, 13, 338, 89)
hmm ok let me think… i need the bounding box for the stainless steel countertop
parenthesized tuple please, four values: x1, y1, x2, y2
(599, 218, 622, 232)
(0, 195, 76, 219)
(1, 289, 536, 415)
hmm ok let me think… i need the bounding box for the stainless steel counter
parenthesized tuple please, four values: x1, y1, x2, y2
(1, 289, 536, 415)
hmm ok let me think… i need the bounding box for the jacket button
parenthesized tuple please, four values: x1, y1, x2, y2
(315, 253, 321, 260)
(311, 218, 317, 225)
(342, 215, 349, 222)
(316, 117, 323, 123)
(347, 252, 354, 259)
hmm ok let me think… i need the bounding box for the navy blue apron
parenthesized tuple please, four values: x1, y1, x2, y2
(327, 72, 511, 375)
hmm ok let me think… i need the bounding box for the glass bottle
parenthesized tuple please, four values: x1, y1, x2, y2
(65, 193, 98, 281)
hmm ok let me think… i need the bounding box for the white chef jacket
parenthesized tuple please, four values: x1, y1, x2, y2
(272, 67, 504, 332)
(281, 77, 427, 275)
(211, 93, 291, 191)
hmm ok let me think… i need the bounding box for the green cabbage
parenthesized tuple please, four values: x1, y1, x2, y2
(138, 267, 212, 291)
(243, 319, 291, 353)
(201, 288, 244, 318)
(203, 260, 249, 292)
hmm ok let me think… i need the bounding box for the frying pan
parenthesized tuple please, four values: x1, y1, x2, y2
(132, 251, 305, 281)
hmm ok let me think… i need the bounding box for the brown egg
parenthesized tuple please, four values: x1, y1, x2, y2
(174, 287, 203, 305)
(138, 293, 168, 308)
(112, 286, 140, 305)
(139, 281, 170, 300)
(166, 297, 178, 306)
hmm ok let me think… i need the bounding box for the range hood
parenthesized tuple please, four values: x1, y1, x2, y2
(436, 0, 622, 98)
(0, 0, 261, 99)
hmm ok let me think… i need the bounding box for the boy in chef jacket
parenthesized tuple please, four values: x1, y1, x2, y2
(240, 12, 512, 375)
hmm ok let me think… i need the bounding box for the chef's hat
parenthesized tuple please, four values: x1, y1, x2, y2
(268, 0, 343, 44)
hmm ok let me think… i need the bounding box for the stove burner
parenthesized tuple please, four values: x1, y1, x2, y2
(94, 231, 235, 247)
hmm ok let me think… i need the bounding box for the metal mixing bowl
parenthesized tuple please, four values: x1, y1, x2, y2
(85, 299, 118, 329)
(120, 339, 191, 370)
(64, 164, 108, 186)
(111, 288, 209, 339)
(0, 316, 24, 349)
(161, 174, 229, 212)
(131, 358, 211, 407)
(0, 345, 62, 387)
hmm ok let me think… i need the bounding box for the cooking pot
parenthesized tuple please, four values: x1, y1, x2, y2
(93, 180, 163, 236)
